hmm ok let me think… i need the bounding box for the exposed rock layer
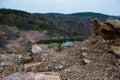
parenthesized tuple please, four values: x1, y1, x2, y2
(91, 19, 120, 40)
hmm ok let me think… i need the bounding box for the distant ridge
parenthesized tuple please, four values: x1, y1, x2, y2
(68, 12, 110, 19)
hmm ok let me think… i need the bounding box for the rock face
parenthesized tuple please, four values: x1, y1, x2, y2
(23, 30, 49, 43)
(106, 19, 120, 29)
(91, 18, 120, 40)
(0, 72, 61, 80)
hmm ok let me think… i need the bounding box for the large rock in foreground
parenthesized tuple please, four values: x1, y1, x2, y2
(91, 18, 120, 40)
(1, 72, 61, 80)
(32, 44, 42, 54)
(24, 62, 44, 72)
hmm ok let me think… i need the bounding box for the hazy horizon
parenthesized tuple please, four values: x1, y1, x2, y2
(0, 0, 120, 16)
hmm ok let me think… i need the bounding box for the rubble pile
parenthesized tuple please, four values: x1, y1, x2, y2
(0, 19, 120, 80)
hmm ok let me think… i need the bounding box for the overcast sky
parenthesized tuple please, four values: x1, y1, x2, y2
(0, 0, 120, 15)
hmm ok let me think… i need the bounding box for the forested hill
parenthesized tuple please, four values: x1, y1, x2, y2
(0, 9, 56, 30)
(0, 8, 113, 37)
(40, 12, 111, 36)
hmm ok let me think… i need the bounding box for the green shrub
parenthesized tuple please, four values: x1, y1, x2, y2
(57, 43, 63, 51)
(27, 47, 32, 53)
(48, 43, 54, 48)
